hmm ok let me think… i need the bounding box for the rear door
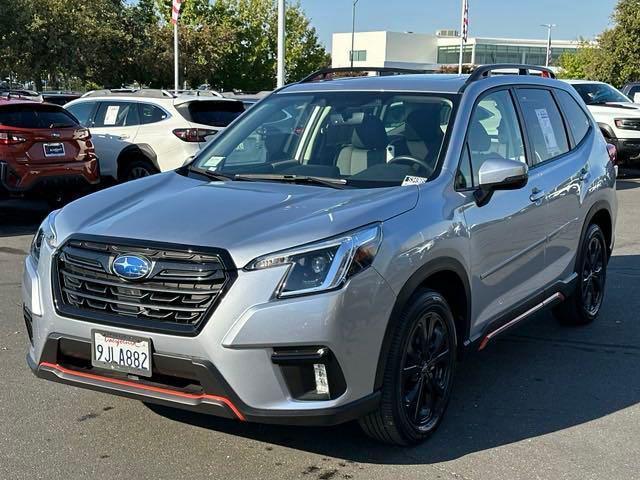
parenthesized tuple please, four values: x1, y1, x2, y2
(0, 103, 85, 164)
(89, 101, 141, 178)
(458, 88, 552, 334)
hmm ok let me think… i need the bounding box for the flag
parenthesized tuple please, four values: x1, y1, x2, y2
(462, 0, 469, 43)
(171, 0, 183, 25)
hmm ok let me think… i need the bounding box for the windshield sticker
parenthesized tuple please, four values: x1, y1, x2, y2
(104, 105, 120, 126)
(402, 175, 429, 186)
(534, 108, 561, 156)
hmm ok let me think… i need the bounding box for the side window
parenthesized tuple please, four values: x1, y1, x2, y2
(629, 86, 640, 103)
(66, 102, 95, 127)
(515, 89, 569, 165)
(555, 90, 591, 145)
(93, 102, 139, 128)
(458, 89, 526, 188)
(140, 104, 168, 125)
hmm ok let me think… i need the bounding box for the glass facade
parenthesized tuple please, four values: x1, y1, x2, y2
(437, 44, 575, 66)
(350, 50, 367, 62)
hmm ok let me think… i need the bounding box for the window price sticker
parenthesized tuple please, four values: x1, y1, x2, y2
(402, 175, 429, 186)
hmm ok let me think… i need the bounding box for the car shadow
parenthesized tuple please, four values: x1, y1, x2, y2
(616, 179, 640, 191)
(148, 254, 640, 465)
(0, 199, 51, 237)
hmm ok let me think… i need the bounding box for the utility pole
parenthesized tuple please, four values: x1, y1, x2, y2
(541, 23, 557, 67)
(277, 0, 286, 88)
(351, 0, 360, 68)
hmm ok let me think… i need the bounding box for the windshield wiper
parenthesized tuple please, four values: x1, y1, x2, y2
(188, 167, 237, 182)
(233, 173, 348, 189)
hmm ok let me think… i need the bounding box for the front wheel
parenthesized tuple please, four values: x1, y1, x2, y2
(553, 223, 608, 326)
(359, 290, 457, 445)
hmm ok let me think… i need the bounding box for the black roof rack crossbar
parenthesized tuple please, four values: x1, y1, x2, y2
(300, 66, 427, 83)
(462, 64, 556, 91)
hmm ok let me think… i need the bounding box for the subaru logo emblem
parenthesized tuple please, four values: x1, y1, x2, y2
(112, 255, 152, 281)
(51, 132, 61, 138)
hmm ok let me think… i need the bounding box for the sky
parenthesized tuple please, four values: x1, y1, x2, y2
(299, 0, 619, 51)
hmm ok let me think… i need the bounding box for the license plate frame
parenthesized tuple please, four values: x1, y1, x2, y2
(43, 142, 65, 157)
(91, 330, 153, 377)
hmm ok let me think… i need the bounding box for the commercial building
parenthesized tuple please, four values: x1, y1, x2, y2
(331, 30, 579, 71)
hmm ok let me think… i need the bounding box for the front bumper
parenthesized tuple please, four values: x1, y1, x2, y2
(23, 242, 394, 425)
(610, 138, 640, 164)
(0, 158, 100, 193)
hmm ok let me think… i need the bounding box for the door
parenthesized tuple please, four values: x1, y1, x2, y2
(516, 88, 589, 282)
(458, 89, 553, 336)
(89, 101, 141, 179)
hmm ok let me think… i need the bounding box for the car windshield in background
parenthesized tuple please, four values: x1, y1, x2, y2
(0, 104, 78, 129)
(177, 100, 245, 128)
(192, 92, 455, 188)
(572, 83, 631, 105)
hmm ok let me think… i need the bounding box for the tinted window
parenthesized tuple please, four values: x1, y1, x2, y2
(66, 102, 96, 127)
(555, 90, 591, 145)
(516, 89, 569, 165)
(571, 83, 630, 105)
(459, 90, 526, 188)
(178, 100, 244, 127)
(93, 102, 140, 127)
(0, 104, 78, 128)
(140, 104, 168, 125)
(629, 86, 640, 103)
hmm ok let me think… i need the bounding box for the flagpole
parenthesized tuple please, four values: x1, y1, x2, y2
(277, 0, 286, 88)
(174, 21, 179, 93)
(458, 0, 465, 75)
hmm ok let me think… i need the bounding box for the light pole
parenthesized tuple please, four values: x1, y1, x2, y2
(350, 0, 360, 68)
(541, 23, 556, 67)
(277, 0, 286, 88)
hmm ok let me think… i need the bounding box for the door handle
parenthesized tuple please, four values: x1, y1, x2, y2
(529, 187, 546, 203)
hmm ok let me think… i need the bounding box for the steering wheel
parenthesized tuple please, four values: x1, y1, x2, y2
(388, 155, 434, 176)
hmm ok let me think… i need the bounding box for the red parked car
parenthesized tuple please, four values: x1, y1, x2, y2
(0, 97, 99, 203)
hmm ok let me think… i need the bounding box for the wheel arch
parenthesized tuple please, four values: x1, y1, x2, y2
(373, 257, 471, 391)
(116, 144, 160, 180)
(582, 201, 614, 260)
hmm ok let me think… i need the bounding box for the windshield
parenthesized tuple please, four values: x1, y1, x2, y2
(192, 91, 456, 188)
(572, 83, 631, 105)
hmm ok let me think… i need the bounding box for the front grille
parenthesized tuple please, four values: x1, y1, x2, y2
(53, 237, 235, 335)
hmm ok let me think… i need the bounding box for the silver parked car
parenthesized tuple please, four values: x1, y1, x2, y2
(24, 65, 617, 446)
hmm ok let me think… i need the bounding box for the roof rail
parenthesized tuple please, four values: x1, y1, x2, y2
(461, 64, 556, 91)
(82, 89, 175, 99)
(300, 66, 428, 83)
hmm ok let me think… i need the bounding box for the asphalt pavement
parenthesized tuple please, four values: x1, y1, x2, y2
(1, 177, 639, 480)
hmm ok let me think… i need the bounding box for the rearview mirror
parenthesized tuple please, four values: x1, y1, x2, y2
(474, 158, 528, 207)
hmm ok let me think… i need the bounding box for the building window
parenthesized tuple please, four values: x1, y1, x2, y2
(437, 46, 472, 64)
(350, 50, 367, 62)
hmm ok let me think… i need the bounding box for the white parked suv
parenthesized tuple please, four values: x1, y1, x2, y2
(564, 80, 640, 166)
(65, 90, 245, 181)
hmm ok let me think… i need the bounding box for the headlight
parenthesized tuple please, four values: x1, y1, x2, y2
(246, 224, 382, 298)
(30, 210, 59, 263)
(615, 118, 640, 130)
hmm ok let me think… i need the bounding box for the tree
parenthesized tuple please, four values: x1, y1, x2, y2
(557, 44, 601, 80)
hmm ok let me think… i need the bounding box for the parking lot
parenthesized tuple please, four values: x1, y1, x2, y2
(0, 173, 637, 480)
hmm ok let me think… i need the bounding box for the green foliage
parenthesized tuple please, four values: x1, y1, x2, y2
(557, 44, 600, 80)
(0, 0, 328, 91)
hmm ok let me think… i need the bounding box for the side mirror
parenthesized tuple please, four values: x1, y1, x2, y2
(474, 158, 528, 207)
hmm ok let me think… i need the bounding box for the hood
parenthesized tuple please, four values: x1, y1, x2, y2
(55, 171, 419, 268)
(588, 102, 640, 116)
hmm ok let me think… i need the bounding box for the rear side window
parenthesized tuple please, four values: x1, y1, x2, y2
(93, 102, 140, 127)
(555, 90, 591, 145)
(177, 100, 245, 127)
(66, 102, 96, 127)
(515, 89, 569, 165)
(0, 104, 78, 128)
(628, 86, 640, 103)
(140, 104, 168, 125)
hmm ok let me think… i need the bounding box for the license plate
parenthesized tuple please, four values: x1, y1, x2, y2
(91, 330, 152, 377)
(43, 142, 65, 157)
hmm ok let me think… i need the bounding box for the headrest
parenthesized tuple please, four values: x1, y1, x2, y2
(405, 105, 443, 141)
(468, 121, 491, 153)
(352, 115, 389, 150)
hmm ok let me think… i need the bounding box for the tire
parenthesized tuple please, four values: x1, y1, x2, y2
(359, 290, 457, 446)
(120, 159, 158, 183)
(553, 223, 608, 326)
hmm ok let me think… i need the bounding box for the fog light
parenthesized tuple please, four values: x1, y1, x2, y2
(313, 363, 330, 396)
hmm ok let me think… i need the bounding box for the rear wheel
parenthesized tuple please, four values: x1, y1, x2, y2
(120, 159, 158, 182)
(359, 290, 456, 445)
(553, 224, 608, 325)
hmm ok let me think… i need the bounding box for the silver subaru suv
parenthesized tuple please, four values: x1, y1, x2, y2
(24, 65, 617, 445)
